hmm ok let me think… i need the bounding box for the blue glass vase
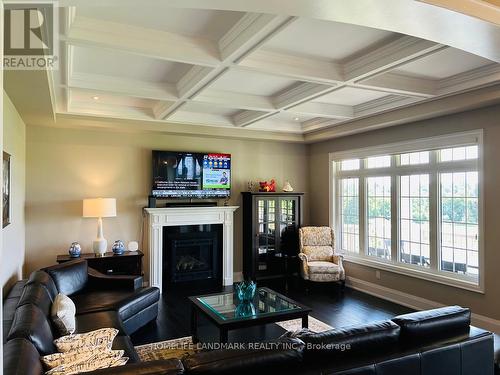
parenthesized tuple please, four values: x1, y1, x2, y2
(235, 301, 256, 318)
(235, 280, 256, 302)
(112, 240, 125, 255)
(68, 242, 81, 258)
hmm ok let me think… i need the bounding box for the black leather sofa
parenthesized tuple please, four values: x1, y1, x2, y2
(2, 261, 496, 374)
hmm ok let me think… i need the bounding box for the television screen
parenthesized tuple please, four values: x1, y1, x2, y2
(152, 151, 231, 198)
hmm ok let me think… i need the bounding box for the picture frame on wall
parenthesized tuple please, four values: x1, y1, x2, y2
(3, 151, 11, 228)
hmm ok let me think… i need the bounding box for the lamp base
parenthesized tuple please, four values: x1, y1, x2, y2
(93, 238, 108, 256)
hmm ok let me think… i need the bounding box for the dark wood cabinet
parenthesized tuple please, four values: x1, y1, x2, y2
(56, 251, 143, 276)
(242, 192, 303, 281)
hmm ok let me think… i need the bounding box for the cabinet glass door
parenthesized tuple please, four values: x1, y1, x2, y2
(279, 198, 299, 256)
(256, 198, 276, 273)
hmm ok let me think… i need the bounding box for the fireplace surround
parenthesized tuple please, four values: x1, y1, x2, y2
(144, 206, 238, 293)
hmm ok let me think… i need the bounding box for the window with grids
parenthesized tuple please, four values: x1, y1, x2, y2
(339, 178, 360, 253)
(440, 171, 479, 277)
(333, 133, 482, 289)
(367, 176, 391, 260)
(400, 174, 430, 267)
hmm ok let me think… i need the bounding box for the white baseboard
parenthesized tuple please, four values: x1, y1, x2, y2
(233, 272, 244, 282)
(346, 276, 500, 333)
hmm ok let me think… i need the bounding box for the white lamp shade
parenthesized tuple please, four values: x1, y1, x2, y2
(83, 198, 116, 218)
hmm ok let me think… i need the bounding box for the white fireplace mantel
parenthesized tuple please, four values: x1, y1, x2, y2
(144, 206, 238, 293)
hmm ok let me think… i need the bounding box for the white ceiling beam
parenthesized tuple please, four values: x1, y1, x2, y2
(193, 89, 275, 111)
(66, 72, 179, 101)
(286, 102, 354, 119)
(219, 13, 296, 62)
(354, 95, 423, 117)
(356, 73, 438, 98)
(237, 49, 344, 84)
(273, 82, 337, 110)
(233, 110, 275, 127)
(65, 16, 221, 67)
(159, 13, 295, 120)
(344, 36, 447, 82)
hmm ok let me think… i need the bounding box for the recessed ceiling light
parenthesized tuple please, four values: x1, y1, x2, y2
(92, 96, 99, 100)
(294, 117, 300, 121)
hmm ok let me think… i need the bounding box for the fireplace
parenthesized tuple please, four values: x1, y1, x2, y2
(163, 224, 223, 290)
(144, 206, 238, 293)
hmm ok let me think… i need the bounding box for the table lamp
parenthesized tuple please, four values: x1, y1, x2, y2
(83, 198, 116, 256)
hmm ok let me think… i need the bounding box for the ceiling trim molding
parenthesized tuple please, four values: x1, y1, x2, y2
(304, 84, 500, 143)
(36, 113, 306, 143)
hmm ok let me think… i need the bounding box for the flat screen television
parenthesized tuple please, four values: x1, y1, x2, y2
(152, 150, 231, 198)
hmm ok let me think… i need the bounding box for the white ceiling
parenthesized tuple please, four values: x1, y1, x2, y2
(53, 2, 500, 136)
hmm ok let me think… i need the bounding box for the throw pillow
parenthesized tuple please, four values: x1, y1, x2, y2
(51, 293, 76, 336)
(45, 350, 128, 375)
(42, 348, 124, 370)
(54, 328, 119, 353)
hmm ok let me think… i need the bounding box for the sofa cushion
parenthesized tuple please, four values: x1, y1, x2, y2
(3, 338, 44, 375)
(297, 320, 400, 362)
(17, 283, 53, 316)
(3, 297, 20, 343)
(51, 293, 77, 335)
(44, 260, 88, 296)
(75, 311, 127, 335)
(5, 280, 27, 299)
(26, 271, 58, 301)
(308, 261, 340, 274)
(54, 328, 119, 352)
(7, 304, 56, 355)
(392, 306, 470, 344)
(300, 227, 333, 246)
(71, 287, 159, 316)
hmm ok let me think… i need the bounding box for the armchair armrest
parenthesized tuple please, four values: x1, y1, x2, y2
(87, 267, 143, 291)
(297, 253, 309, 262)
(297, 253, 309, 280)
(332, 254, 343, 265)
(87, 359, 184, 375)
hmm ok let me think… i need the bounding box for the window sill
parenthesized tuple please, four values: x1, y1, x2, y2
(343, 254, 484, 294)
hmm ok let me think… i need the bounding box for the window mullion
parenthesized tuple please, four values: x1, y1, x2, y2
(429, 151, 439, 270)
(391, 174, 399, 261)
(359, 175, 367, 255)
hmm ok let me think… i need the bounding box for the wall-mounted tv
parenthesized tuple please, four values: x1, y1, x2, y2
(152, 150, 231, 198)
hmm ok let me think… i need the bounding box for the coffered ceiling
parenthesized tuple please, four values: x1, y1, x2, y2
(42, 1, 499, 139)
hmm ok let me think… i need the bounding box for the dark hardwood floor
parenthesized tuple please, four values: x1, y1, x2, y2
(130, 278, 413, 346)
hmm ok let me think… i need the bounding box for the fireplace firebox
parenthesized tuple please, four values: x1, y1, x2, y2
(163, 224, 223, 291)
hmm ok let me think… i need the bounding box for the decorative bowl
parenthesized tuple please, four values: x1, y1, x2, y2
(112, 240, 125, 255)
(68, 242, 81, 258)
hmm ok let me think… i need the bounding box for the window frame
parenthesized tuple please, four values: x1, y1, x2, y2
(329, 130, 484, 293)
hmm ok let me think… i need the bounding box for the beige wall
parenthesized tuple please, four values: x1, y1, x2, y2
(1, 92, 26, 292)
(308, 104, 500, 320)
(25, 125, 309, 277)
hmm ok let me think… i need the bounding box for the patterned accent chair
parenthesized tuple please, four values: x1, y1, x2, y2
(298, 226, 345, 288)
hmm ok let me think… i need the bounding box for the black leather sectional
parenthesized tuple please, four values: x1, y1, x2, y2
(2, 259, 497, 374)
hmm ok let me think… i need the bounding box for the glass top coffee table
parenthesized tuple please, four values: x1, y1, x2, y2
(188, 287, 311, 343)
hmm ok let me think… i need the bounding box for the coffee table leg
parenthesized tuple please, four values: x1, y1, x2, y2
(191, 305, 199, 344)
(302, 314, 309, 329)
(219, 328, 228, 343)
